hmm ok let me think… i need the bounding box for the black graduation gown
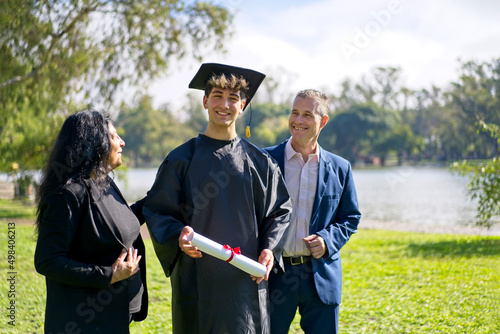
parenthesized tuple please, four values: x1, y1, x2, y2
(144, 135, 291, 334)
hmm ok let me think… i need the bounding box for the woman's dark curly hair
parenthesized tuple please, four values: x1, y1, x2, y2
(36, 109, 113, 229)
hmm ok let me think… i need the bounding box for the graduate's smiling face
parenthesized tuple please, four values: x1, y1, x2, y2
(289, 96, 328, 147)
(203, 87, 246, 128)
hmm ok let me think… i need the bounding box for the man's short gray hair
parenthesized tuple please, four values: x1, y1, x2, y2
(294, 89, 329, 117)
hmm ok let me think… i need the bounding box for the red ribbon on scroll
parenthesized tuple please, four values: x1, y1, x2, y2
(223, 245, 241, 263)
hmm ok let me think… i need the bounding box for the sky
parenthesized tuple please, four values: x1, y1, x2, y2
(147, 0, 500, 110)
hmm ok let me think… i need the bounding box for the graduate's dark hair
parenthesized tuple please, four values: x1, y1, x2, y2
(204, 73, 249, 101)
(35, 109, 112, 229)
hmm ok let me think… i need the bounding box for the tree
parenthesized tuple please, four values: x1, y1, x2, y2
(330, 78, 359, 112)
(0, 0, 233, 172)
(403, 87, 452, 160)
(1, 0, 233, 95)
(256, 66, 297, 106)
(374, 124, 424, 166)
(452, 121, 500, 228)
(447, 58, 500, 159)
(116, 94, 196, 167)
(321, 103, 398, 165)
(184, 91, 208, 134)
(354, 66, 405, 110)
(236, 103, 290, 148)
(447, 59, 500, 228)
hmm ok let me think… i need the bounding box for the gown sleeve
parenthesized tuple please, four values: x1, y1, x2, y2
(143, 144, 194, 277)
(34, 187, 113, 288)
(130, 196, 146, 225)
(254, 152, 292, 272)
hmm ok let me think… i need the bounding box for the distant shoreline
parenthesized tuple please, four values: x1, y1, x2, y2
(3, 179, 499, 237)
(5, 217, 500, 237)
(360, 219, 500, 236)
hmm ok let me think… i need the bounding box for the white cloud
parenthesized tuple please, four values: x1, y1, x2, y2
(148, 0, 500, 110)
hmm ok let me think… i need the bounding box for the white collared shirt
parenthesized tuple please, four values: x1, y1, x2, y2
(282, 139, 319, 257)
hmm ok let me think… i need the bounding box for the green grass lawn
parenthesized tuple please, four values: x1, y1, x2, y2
(0, 199, 36, 219)
(0, 214, 499, 333)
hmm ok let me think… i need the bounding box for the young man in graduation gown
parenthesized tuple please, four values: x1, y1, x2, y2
(143, 63, 292, 334)
(265, 89, 361, 334)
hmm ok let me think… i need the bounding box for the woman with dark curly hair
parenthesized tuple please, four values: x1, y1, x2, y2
(34, 109, 148, 333)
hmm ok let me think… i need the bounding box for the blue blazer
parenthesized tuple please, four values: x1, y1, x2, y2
(265, 140, 361, 305)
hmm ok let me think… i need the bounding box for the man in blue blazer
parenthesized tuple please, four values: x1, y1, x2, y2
(265, 89, 361, 334)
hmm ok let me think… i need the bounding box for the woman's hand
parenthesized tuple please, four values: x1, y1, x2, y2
(111, 248, 141, 284)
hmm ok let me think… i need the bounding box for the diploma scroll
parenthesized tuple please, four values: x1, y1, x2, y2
(186, 230, 267, 278)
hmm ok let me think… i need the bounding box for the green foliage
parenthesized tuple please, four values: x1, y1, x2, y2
(451, 122, 500, 228)
(237, 103, 290, 147)
(2, 223, 499, 333)
(184, 91, 208, 134)
(0, 0, 234, 173)
(327, 59, 500, 164)
(375, 123, 425, 165)
(355, 66, 404, 110)
(0, 102, 65, 172)
(447, 59, 500, 159)
(116, 94, 197, 167)
(321, 103, 399, 164)
(0, 35, 70, 172)
(1, 0, 233, 98)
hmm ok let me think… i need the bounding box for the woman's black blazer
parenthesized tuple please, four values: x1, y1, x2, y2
(34, 179, 148, 333)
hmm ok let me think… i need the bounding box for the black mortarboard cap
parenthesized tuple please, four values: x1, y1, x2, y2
(188, 63, 266, 111)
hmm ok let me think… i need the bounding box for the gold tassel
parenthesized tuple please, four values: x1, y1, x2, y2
(245, 126, 251, 138)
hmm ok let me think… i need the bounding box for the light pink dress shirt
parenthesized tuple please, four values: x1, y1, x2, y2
(282, 139, 319, 257)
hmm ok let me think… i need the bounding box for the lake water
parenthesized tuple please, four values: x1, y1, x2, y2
(353, 166, 477, 227)
(114, 165, 484, 229)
